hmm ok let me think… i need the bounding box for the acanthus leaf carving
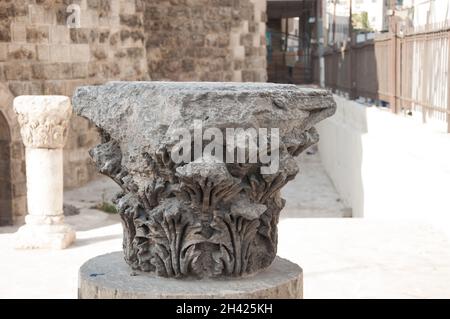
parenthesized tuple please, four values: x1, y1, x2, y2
(72, 82, 337, 278)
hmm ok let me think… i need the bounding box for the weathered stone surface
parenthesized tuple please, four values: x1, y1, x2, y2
(144, 0, 267, 82)
(14, 95, 71, 149)
(73, 81, 336, 278)
(79, 251, 303, 299)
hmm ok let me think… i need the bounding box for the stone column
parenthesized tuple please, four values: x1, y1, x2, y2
(14, 96, 75, 249)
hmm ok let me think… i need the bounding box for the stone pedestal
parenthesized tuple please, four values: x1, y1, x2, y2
(14, 96, 75, 249)
(78, 252, 303, 299)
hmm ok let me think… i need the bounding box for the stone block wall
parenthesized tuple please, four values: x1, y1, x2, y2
(144, 0, 267, 82)
(0, 0, 148, 193)
(0, 0, 267, 224)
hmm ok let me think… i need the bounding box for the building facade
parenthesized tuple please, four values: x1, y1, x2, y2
(324, 0, 389, 46)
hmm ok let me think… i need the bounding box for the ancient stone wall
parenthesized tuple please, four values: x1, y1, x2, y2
(144, 0, 267, 82)
(0, 0, 148, 195)
(0, 0, 267, 224)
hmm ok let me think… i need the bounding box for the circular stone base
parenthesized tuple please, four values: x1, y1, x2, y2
(78, 252, 303, 299)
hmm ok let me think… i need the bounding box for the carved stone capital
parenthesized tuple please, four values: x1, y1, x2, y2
(73, 82, 336, 278)
(13, 96, 72, 149)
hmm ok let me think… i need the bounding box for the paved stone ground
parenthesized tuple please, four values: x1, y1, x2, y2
(282, 152, 351, 218)
(278, 219, 450, 298)
(1, 152, 450, 298)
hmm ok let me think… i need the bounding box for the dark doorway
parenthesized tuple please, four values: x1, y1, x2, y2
(266, 0, 316, 84)
(0, 111, 12, 226)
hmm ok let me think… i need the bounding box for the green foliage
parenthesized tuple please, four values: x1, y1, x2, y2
(92, 191, 117, 214)
(352, 12, 372, 32)
(93, 201, 118, 214)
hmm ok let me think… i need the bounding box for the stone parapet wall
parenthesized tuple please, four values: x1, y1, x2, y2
(317, 95, 450, 223)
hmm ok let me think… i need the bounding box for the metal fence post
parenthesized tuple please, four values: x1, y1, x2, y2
(447, 32, 450, 133)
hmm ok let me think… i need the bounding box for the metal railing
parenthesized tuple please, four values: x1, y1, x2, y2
(313, 26, 450, 133)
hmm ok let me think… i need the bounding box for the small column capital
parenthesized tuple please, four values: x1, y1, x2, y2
(13, 96, 72, 149)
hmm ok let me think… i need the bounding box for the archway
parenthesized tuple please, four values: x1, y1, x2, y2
(0, 111, 12, 225)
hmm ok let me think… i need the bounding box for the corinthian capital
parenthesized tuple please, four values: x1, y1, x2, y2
(73, 82, 336, 278)
(13, 96, 72, 149)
